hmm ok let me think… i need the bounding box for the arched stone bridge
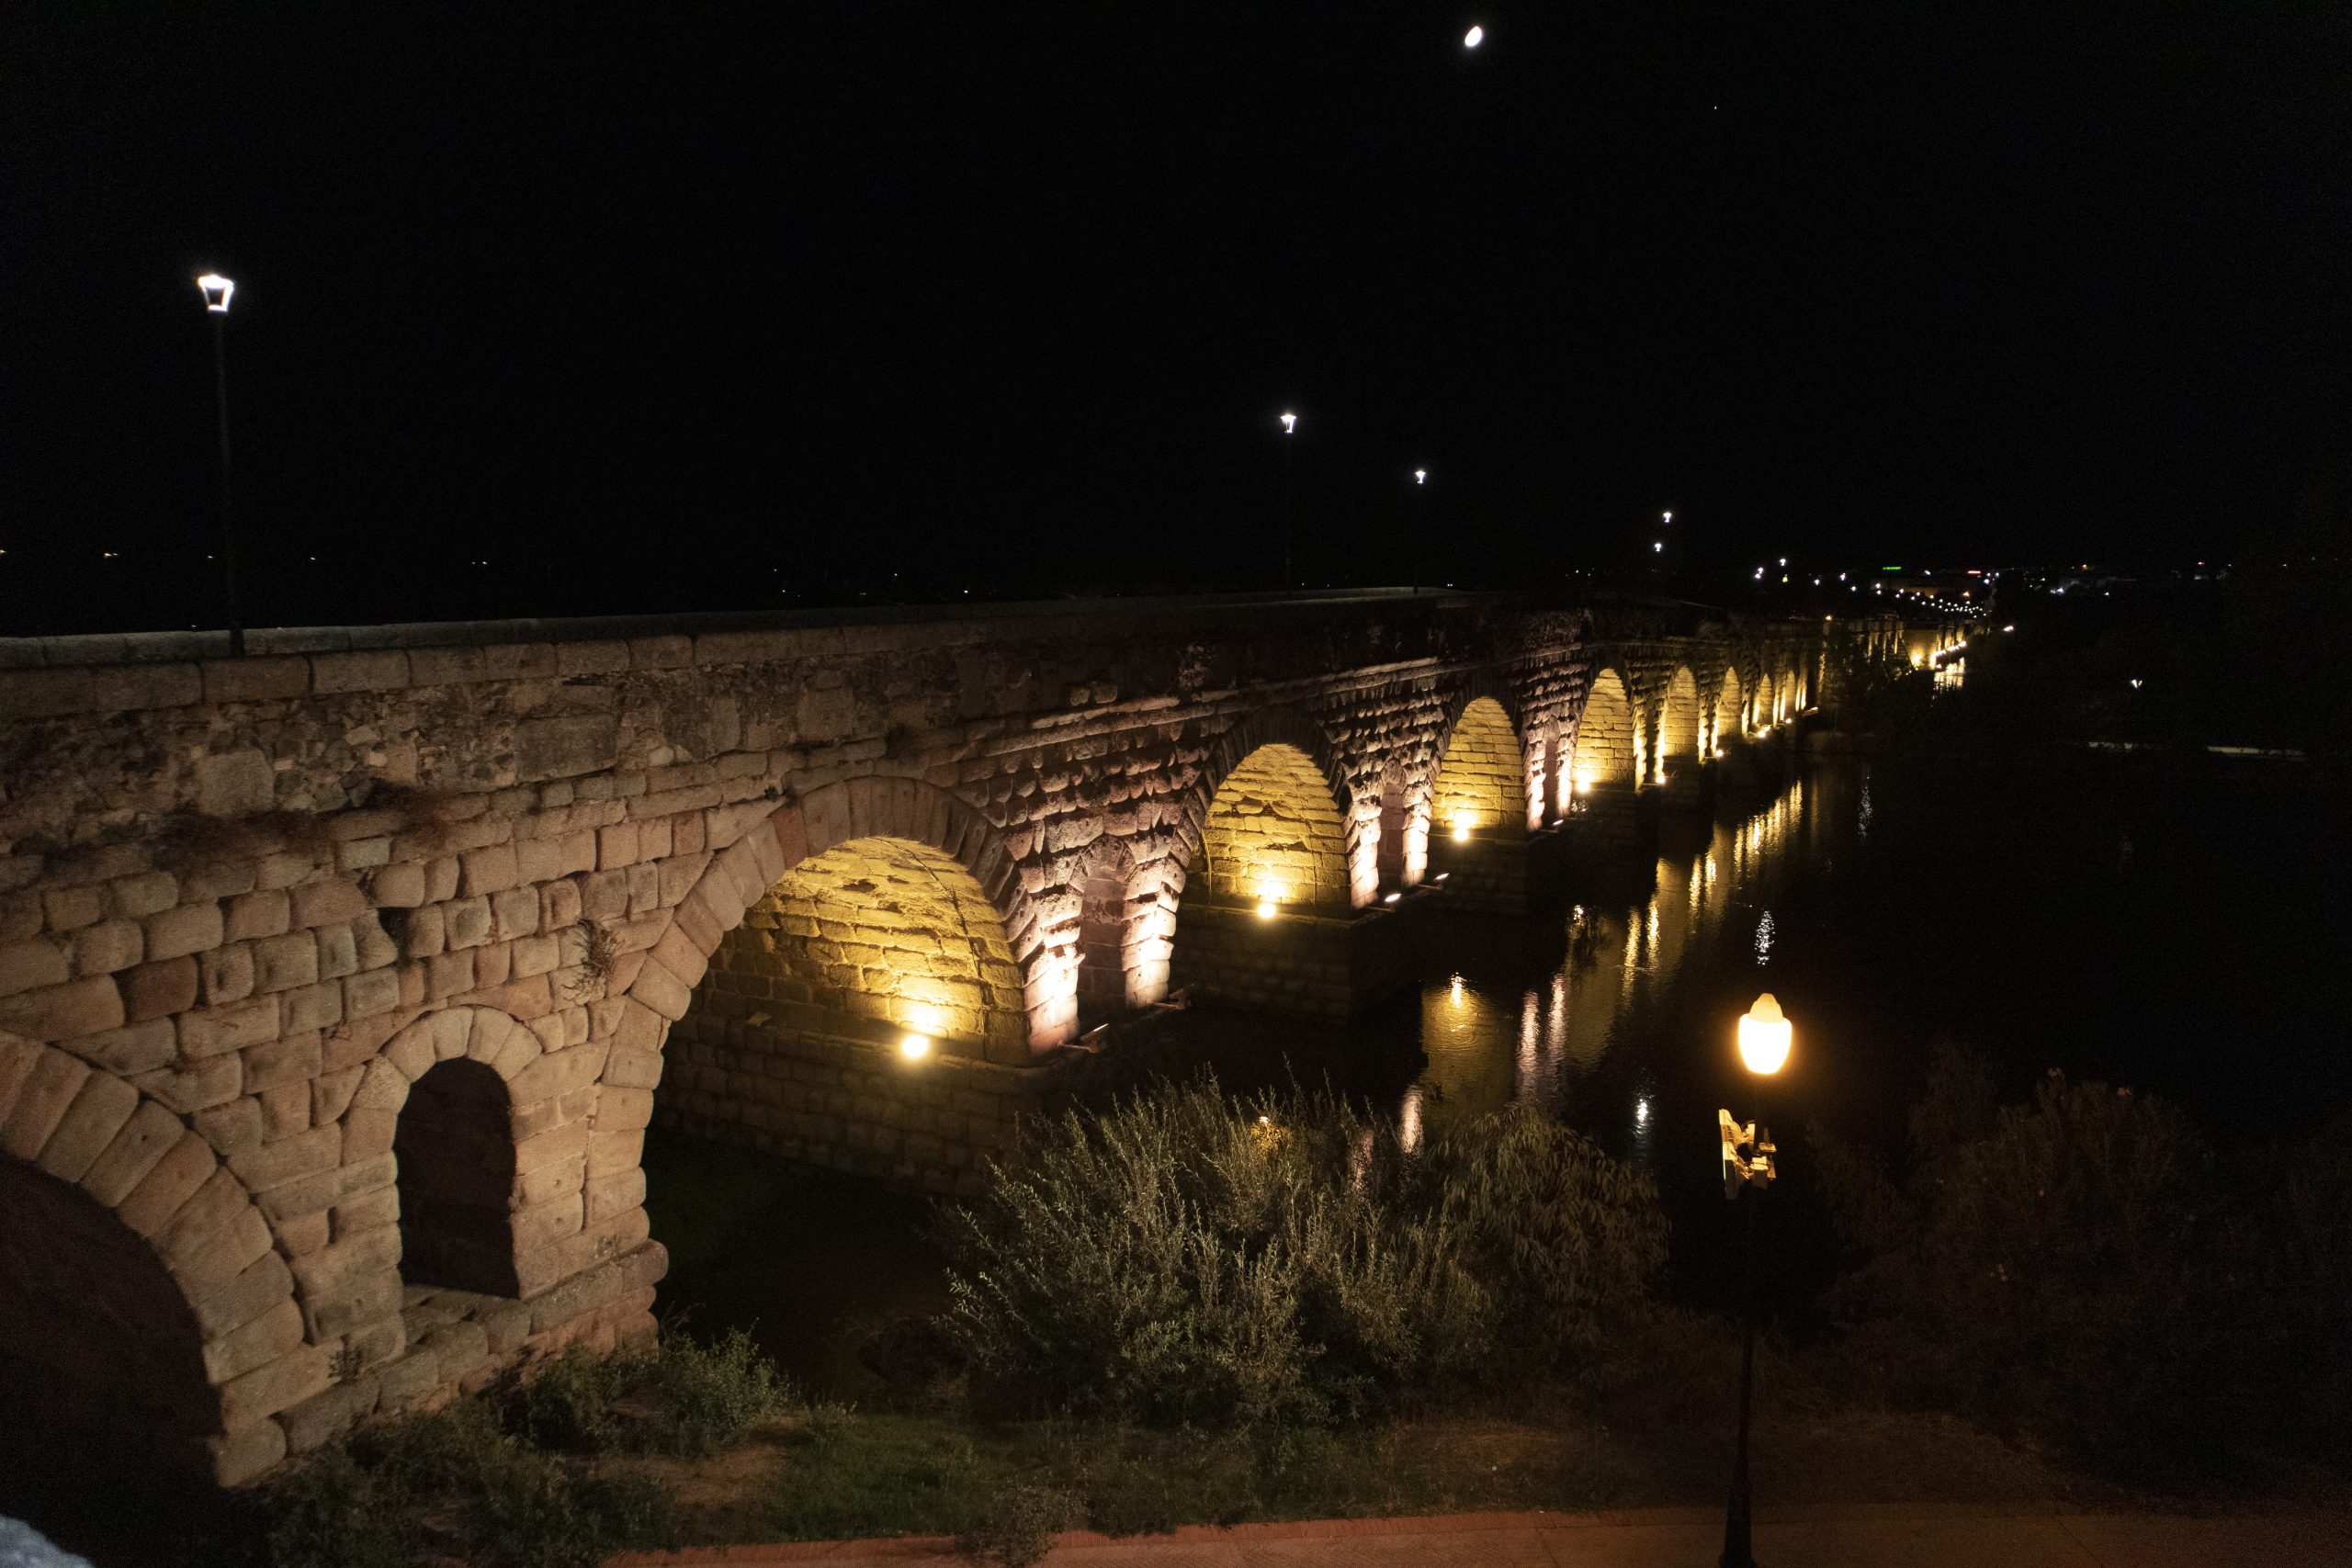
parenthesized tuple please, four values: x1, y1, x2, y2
(0, 590, 1878, 1485)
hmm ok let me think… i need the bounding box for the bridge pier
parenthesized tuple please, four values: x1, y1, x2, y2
(1169, 899, 1415, 1021)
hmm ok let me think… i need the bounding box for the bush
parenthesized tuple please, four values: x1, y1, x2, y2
(955, 1482, 1080, 1568)
(510, 1343, 649, 1453)
(941, 1079, 1665, 1427)
(258, 1449, 416, 1568)
(1811, 1047, 2245, 1477)
(658, 1327, 791, 1455)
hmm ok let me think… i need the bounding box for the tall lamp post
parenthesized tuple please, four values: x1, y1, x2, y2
(1279, 411, 1298, 587)
(196, 273, 245, 656)
(1413, 468, 1430, 590)
(1718, 992, 1792, 1568)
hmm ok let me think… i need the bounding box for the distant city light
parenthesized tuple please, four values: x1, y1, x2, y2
(1415, 468, 1427, 484)
(1464, 24, 1484, 48)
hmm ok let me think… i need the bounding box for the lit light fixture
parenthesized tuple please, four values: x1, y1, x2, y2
(196, 273, 235, 313)
(1663, 511, 1673, 524)
(1415, 468, 1427, 484)
(1654, 541, 1665, 553)
(1280, 411, 1297, 434)
(1255, 898, 1277, 919)
(1383, 891, 1402, 905)
(1464, 24, 1484, 47)
(1736, 993, 1792, 1075)
(1451, 813, 1472, 842)
(898, 1033, 933, 1063)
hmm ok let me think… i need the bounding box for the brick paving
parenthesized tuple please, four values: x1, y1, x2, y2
(609, 1504, 2352, 1567)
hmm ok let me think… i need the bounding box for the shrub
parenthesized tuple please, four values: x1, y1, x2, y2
(941, 1079, 1665, 1427)
(955, 1482, 1081, 1568)
(258, 1449, 416, 1568)
(658, 1327, 791, 1455)
(1811, 1047, 2232, 1475)
(510, 1343, 648, 1453)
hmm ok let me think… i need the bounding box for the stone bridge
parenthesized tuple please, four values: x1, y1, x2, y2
(0, 590, 1881, 1485)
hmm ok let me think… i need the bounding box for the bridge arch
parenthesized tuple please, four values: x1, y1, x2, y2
(1430, 694, 1530, 840)
(1710, 669, 1743, 750)
(1659, 667, 1701, 779)
(1569, 666, 1640, 798)
(626, 776, 1050, 1059)
(1074, 835, 1144, 1030)
(1178, 705, 1361, 912)
(0, 1034, 307, 1484)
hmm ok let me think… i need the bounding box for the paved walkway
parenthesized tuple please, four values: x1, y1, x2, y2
(610, 1504, 2352, 1567)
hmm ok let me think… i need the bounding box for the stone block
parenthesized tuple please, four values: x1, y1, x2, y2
(342, 1106, 400, 1160)
(405, 905, 447, 959)
(219, 1345, 332, 1430)
(344, 966, 401, 1019)
(116, 1130, 220, 1238)
(40, 885, 104, 933)
(369, 862, 427, 908)
(203, 1297, 307, 1384)
(509, 1043, 605, 1109)
(331, 1183, 400, 1238)
(281, 977, 345, 1033)
(490, 886, 540, 941)
(353, 915, 400, 970)
(289, 878, 368, 930)
(0, 937, 71, 997)
(208, 1417, 288, 1488)
(0, 975, 124, 1043)
(277, 1210, 331, 1256)
(72, 919, 144, 976)
(191, 1248, 297, 1339)
(194, 1095, 266, 1156)
(253, 931, 320, 993)
(377, 1348, 442, 1411)
(338, 836, 391, 871)
(131, 1053, 242, 1114)
(80, 1100, 188, 1207)
(120, 957, 198, 1022)
(460, 844, 519, 897)
(179, 995, 281, 1058)
(144, 901, 224, 964)
(202, 656, 309, 704)
(225, 888, 292, 942)
(32, 1068, 141, 1182)
(311, 649, 410, 694)
(314, 921, 358, 979)
(194, 750, 277, 817)
(229, 1122, 343, 1190)
(199, 942, 255, 1004)
(108, 871, 180, 919)
(594, 1086, 654, 1132)
(260, 1082, 310, 1140)
(280, 1375, 381, 1455)
(311, 1064, 366, 1123)
(1, 1047, 91, 1160)
(444, 896, 492, 950)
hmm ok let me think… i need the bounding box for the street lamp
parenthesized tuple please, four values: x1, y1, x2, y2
(196, 273, 245, 656)
(1279, 412, 1298, 588)
(1718, 992, 1789, 1568)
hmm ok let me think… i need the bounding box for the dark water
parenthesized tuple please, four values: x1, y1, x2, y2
(648, 753, 2351, 1393)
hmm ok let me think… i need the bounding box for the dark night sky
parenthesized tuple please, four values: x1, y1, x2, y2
(2, 5, 2346, 632)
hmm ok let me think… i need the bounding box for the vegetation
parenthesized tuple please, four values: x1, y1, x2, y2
(1820, 623, 1938, 739)
(939, 1080, 1666, 1428)
(1809, 1046, 2352, 1484)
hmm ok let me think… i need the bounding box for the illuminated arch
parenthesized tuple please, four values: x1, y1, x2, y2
(0, 1034, 308, 1484)
(1075, 836, 1142, 1028)
(1751, 671, 1776, 729)
(1659, 667, 1701, 777)
(628, 776, 1055, 1055)
(1430, 695, 1529, 839)
(1175, 705, 1362, 910)
(1197, 742, 1352, 910)
(699, 836, 1030, 1061)
(1569, 667, 1639, 795)
(1711, 670, 1743, 750)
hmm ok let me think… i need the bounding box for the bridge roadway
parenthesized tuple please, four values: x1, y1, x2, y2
(0, 589, 1940, 1484)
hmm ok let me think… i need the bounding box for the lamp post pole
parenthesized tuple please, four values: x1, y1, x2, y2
(1719, 993, 1791, 1568)
(198, 273, 245, 656)
(1280, 412, 1297, 588)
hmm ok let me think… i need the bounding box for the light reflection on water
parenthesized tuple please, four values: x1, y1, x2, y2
(1409, 771, 1841, 1154)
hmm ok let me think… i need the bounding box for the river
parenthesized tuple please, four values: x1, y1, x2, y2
(646, 751, 2350, 1394)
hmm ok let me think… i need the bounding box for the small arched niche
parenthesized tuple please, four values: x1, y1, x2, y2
(395, 1056, 520, 1296)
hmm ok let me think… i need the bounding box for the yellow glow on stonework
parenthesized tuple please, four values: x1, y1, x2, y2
(1202, 741, 1351, 908)
(898, 1032, 933, 1062)
(692, 834, 1029, 1059)
(1430, 698, 1523, 840)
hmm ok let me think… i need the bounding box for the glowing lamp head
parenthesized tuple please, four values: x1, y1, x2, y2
(898, 1032, 933, 1063)
(196, 273, 235, 313)
(1736, 993, 1792, 1076)
(1464, 24, 1484, 48)
(1450, 812, 1473, 842)
(1653, 540, 1664, 553)
(1414, 468, 1427, 484)
(1254, 899, 1277, 919)
(1280, 412, 1297, 434)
